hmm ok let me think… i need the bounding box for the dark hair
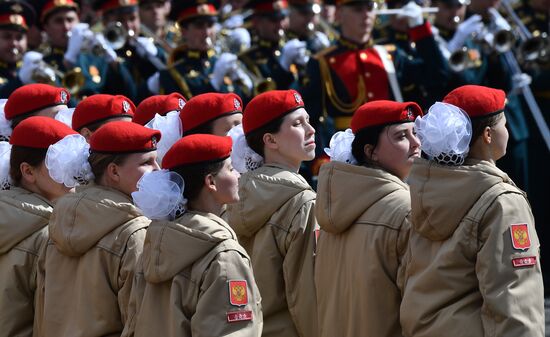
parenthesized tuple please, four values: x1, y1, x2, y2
(88, 152, 130, 184)
(351, 124, 387, 166)
(10, 113, 33, 129)
(470, 112, 503, 146)
(9, 146, 48, 186)
(245, 117, 285, 158)
(183, 122, 214, 136)
(171, 160, 225, 201)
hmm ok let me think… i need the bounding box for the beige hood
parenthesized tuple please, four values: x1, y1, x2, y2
(0, 187, 52, 254)
(316, 161, 410, 234)
(227, 164, 314, 237)
(49, 185, 144, 257)
(142, 212, 236, 283)
(409, 158, 512, 241)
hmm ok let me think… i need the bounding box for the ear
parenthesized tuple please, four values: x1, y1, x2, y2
(363, 144, 377, 162)
(80, 127, 93, 142)
(204, 173, 217, 193)
(262, 133, 278, 150)
(105, 162, 121, 183)
(20, 162, 37, 184)
(482, 126, 492, 145)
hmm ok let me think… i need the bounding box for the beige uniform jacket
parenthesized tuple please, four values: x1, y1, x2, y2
(226, 164, 318, 337)
(400, 158, 544, 337)
(35, 185, 149, 337)
(124, 211, 262, 337)
(315, 161, 410, 337)
(0, 188, 52, 337)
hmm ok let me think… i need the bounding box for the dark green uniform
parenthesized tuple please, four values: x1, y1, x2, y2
(0, 61, 20, 97)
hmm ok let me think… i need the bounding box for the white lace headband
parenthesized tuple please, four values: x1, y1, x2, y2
(416, 102, 472, 166)
(324, 128, 358, 165)
(145, 110, 183, 165)
(227, 124, 263, 174)
(0, 99, 12, 141)
(45, 134, 94, 187)
(0, 141, 12, 190)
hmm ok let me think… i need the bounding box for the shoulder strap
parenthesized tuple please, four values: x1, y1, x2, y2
(373, 45, 403, 102)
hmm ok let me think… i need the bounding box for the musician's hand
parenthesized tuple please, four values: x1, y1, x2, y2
(280, 39, 309, 71)
(512, 73, 532, 92)
(65, 23, 92, 64)
(448, 14, 483, 52)
(146, 72, 160, 94)
(227, 28, 251, 54)
(94, 34, 118, 63)
(19, 51, 45, 85)
(400, 1, 424, 28)
(134, 37, 158, 58)
(211, 53, 238, 91)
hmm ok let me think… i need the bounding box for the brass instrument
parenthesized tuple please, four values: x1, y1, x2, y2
(474, 8, 515, 53)
(518, 33, 549, 64)
(448, 47, 480, 72)
(32, 62, 85, 94)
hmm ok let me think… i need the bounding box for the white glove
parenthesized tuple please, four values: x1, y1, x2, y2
(231, 67, 253, 92)
(279, 39, 309, 71)
(227, 28, 251, 54)
(312, 31, 331, 51)
(147, 72, 160, 94)
(512, 73, 532, 92)
(94, 34, 118, 63)
(447, 14, 484, 52)
(19, 51, 48, 85)
(399, 1, 424, 28)
(64, 23, 92, 64)
(134, 36, 158, 58)
(210, 52, 238, 91)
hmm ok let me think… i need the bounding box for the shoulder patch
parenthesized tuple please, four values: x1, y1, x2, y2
(510, 223, 531, 250)
(228, 280, 248, 306)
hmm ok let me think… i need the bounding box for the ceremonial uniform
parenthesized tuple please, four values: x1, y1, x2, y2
(315, 100, 422, 337)
(0, 1, 35, 93)
(302, 21, 447, 160)
(35, 121, 161, 337)
(125, 134, 263, 337)
(227, 91, 318, 337)
(0, 116, 79, 337)
(400, 86, 544, 337)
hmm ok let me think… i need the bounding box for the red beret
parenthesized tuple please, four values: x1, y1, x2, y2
(162, 134, 232, 169)
(243, 90, 304, 135)
(72, 94, 135, 131)
(90, 121, 161, 154)
(351, 100, 423, 133)
(134, 93, 186, 126)
(180, 93, 243, 133)
(443, 85, 506, 119)
(10, 116, 77, 149)
(5, 84, 70, 120)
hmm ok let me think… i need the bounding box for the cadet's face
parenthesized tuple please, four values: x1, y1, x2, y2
(490, 113, 508, 161)
(34, 161, 75, 202)
(254, 16, 286, 42)
(0, 29, 27, 64)
(268, 108, 316, 170)
(211, 158, 240, 205)
(435, 3, 466, 30)
(211, 114, 242, 136)
(115, 151, 160, 196)
(43, 9, 79, 48)
(337, 3, 377, 44)
(139, 1, 167, 29)
(371, 122, 421, 180)
(181, 20, 216, 51)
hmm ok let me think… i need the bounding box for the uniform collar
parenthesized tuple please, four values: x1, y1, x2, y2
(337, 36, 373, 50)
(258, 38, 282, 50)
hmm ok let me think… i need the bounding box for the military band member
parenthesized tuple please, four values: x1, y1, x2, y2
(287, 0, 330, 55)
(0, 0, 34, 92)
(239, 0, 304, 91)
(142, 1, 253, 101)
(138, 0, 178, 58)
(301, 0, 448, 175)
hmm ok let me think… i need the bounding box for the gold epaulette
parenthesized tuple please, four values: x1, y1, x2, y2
(313, 45, 338, 60)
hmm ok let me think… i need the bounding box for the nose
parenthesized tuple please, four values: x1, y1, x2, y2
(410, 133, 421, 148)
(305, 120, 315, 137)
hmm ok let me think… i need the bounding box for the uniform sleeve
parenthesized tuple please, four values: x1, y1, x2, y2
(117, 228, 147, 325)
(475, 192, 544, 337)
(395, 213, 412, 294)
(192, 249, 262, 337)
(282, 198, 319, 337)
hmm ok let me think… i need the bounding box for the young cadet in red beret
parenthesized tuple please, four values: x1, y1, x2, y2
(315, 100, 422, 337)
(133, 92, 186, 126)
(4, 83, 70, 128)
(36, 121, 161, 337)
(72, 94, 135, 141)
(126, 134, 263, 337)
(180, 92, 243, 136)
(400, 85, 544, 337)
(0, 116, 90, 337)
(226, 89, 318, 337)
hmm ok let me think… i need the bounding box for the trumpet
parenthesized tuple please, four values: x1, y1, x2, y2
(474, 8, 515, 53)
(448, 47, 480, 72)
(32, 62, 85, 94)
(518, 33, 549, 64)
